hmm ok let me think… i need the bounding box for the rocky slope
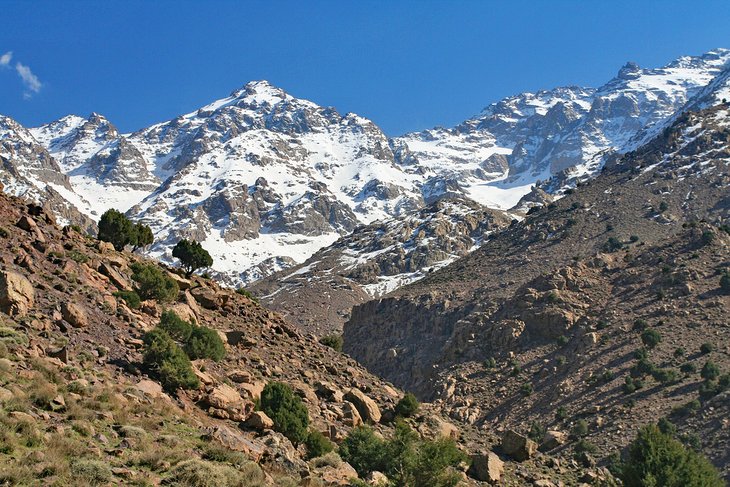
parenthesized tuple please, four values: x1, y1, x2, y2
(0, 188, 612, 486)
(250, 198, 512, 335)
(344, 104, 730, 479)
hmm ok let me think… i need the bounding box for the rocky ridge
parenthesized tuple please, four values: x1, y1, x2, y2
(344, 104, 730, 479)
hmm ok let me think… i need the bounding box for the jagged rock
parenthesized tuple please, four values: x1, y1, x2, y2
(501, 430, 537, 461)
(0, 270, 34, 317)
(61, 302, 88, 328)
(97, 241, 115, 253)
(191, 287, 223, 309)
(311, 459, 359, 486)
(468, 451, 503, 484)
(204, 424, 265, 462)
(167, 272, 192, 290)
(316, 380, 344, 403)
(135, 380, 164, 398)
(238, 381, 266, 401)
(205, 384, 253, 421)
(539, 430, 567, 451)
(98, 261, 131, 291)
(344, 388, 381, 424)
(228, 369, 254, 383)
(343, 401, 363, 427)
(245, 411, 274, 431)
(16, 215, 37, 232)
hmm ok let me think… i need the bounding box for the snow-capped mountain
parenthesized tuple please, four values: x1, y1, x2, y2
(1, 49, 729, 287)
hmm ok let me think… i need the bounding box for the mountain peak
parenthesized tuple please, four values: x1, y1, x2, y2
(617, 61, 642, 80)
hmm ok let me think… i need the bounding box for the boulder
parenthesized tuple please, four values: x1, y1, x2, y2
(61, 302, 88, 328)
(191, 287, 223, 309)
(204, 425, 265, 462)
(205, 384, 253, 421)
(0, 270, 34, 317)
(167, 272, 192, 290)
(97, 241, 115, 253)
(539, 430, 567, 451)
(344, 388, 381, 424)
(98, 261, 132, 291)
(365, 471, 389, 486)
(245, 411, 274, 431)
(468, 451, 503, 484)
(343, 401, 363, 427)
(311, 460, 359, 486)
(501, 430, 537, 461)
(135, 380, 164, 398)
(16, 215, 37, 232)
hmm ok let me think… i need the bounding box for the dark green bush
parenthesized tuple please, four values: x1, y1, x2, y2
(700, 342, 714, 354)
(113, 290, 141, 309)
(131, 262, 179, 302)
(556, 335, 569, 346)
(143, 328, 199, 391)
(394, 393, 420, 418)
(720, 273, 730, 293)
(555, 406, 568, 421)
(260, 382, 309, 445)
(186, 325, 226, 361)
(235, 287, 259, 303)
(304, 429, 334, 460)
(652, 368, 678, 384)
(680, 362, 697, 374)
(572, 419, 588, 438)
(701, 361, 720, 381)
(159, 310, 194, 342)
(620, 424, 723, 486)
(520, 382, 533, 395)
(641, 329, 661, 349)
(319, 334, 343, 352)
(603, 236, 623, 252)
(173, 239, 213, 277)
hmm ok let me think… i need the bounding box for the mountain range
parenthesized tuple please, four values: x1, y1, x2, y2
(1, 48, 729, 291)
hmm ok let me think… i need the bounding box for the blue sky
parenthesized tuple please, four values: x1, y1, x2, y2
(2, 1, 729, 135)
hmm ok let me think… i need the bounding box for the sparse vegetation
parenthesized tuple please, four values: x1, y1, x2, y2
(113, 290, 141, 309)
(142, 328, 199, 391)
(394, 392, 420, 418)
(319, 334, 343, 352)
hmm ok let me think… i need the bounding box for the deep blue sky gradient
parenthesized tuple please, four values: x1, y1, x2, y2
(2, 0, 729, 135)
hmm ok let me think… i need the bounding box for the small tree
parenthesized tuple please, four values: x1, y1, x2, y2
(621, 424, 723, 486)
(159, 310, 194, 342)
(98, 209, 135, 251)
(701, 361, 720, 381)
(132, 223, 154, 251)
(304, 429, 334, 460)
(173, 239, 213, 277)
(260, 382, 309, 445)
(720, 273, 730, 294)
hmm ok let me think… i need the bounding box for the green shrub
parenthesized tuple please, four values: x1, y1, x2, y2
(484, 357, 497, 369)
(673, 399, 701, 417)
(173, 239, 213, 277)
(657, 418, 677, 436)
(394, 392, 420, 418)
(304, 429, 334, 460)
(620, 424, 723, 486)
(673, 347, 685, 358)
(572, 419, 588, 437)
(260, 382, 309, 445)
(652, 368, 678, 384)
(555, 406, 568, 421)
(641, 329, 662, 349)
(556, 335, 569, 346)
(166, 459, 265, 487)
(633, 319, 648, 331)
(159, 310, 194, 342)
(131, 262, 179, 302)
(575, 439, 598, 455)
(623, 376, 644, 394)
(66, 250, 89, 264)
(680, 362, 697, 374)
(70, 459, 113, 485)
(700, 342, 714, 354)
(113, 290, 141, 309)
(603, 237, 623, 252)
(143, 328, 199, 391)
(520, 382, 533, 395)
(186, 325, 226, 361)
(528, 421, 546, 442)
(701, 361, 720, 381)
(340, 422, 467, 487)
(319, 334, 343, 352)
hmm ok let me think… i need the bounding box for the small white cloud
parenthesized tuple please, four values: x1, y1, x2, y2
(15, 62, 42, 95)
(0, 51, 11, 67)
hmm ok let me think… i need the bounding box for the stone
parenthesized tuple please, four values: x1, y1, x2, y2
(468, 451, 503, 484)
(501, 430, 537, 461)
(540, 430, 567, 451)
(344, 388, 381, 424)
(167, 272, 192, 290)
(191, 287, 223, 309)
(238, 381, 266, 401)
(245, 411, 274, 431)
(343, 401, 363, 427)
(204, 425, 265, 462)
(61, 302, 88, 328)
(98, 261, 132, 291)
(311, 460, 359, 486)
(135, 379, 164, 398)
(0, 270, 34, 317)
(16, 215, 37, 232)
(97, 241, 115, 253)
(228, 369, 254, 383)
(206, 384, 253, 421)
